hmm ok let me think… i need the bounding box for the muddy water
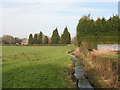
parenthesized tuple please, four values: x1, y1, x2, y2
(69, 52, 93, 89)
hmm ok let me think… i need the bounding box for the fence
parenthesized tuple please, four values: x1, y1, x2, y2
(1, 44, 77, 46)
(97, 44, 120, 51)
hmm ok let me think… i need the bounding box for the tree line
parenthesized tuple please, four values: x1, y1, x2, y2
(1, 35, 22, 44)
(28, 27, 71, 45)
(76, 15, 120, 47)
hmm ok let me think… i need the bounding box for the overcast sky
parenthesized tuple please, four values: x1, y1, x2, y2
(0, 0, 119, 38)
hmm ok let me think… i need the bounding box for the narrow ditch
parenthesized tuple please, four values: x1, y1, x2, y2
(69, 51, 94, 89)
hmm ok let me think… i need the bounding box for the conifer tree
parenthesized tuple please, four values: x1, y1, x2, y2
(76, 15, 120, 46)
(61, 27, 71, 44)
(38, 31, 43, 44)
(51, 28, 60, 44)
(33, 34, 38, 44)
(28, 34, 33, 45)
(43, 36, 49, 44)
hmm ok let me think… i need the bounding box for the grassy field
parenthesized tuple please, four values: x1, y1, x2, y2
(102, 55, 120, 59)
(2, 46, 77, 88)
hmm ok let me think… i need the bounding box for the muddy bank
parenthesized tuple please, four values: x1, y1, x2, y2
(73, 47, 119, 88)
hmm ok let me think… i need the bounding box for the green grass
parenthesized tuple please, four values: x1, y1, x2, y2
(2, 46, 77, 88)
(102, 55, 120, 59)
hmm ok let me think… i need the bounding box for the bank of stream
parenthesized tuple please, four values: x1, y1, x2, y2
(69, 51, 93, 89)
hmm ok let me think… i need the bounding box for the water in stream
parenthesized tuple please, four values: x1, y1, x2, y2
(69, 52, 93, 89)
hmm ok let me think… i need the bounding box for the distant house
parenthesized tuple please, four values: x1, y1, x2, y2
(21, 38, 28, 45)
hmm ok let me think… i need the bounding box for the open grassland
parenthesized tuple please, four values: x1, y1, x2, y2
(102, 55, 120, 59)
(2, 46, 77, 88)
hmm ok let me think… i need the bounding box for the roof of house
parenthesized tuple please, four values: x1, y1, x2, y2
(21, 38, 28, 43)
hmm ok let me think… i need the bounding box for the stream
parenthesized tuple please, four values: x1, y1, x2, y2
(69, 52, 94, 89)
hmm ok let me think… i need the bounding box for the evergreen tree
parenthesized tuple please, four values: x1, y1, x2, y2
(33, 34, 38, 44)
(105, 15, 119, 36)
(76, 15, 120, 47)
(94, 17, 106, 42)
(61, 27, 71, 44)
(38, 31, 43, 44)
(51, 28, 60, 44)
(43, 36, 49, 44)
(28, 34, 33, 45)
(110, 15, 119, 36)
(88, 19, 95, 36)
(94, 18, 103, 36)
(77, 16, 90, 46)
